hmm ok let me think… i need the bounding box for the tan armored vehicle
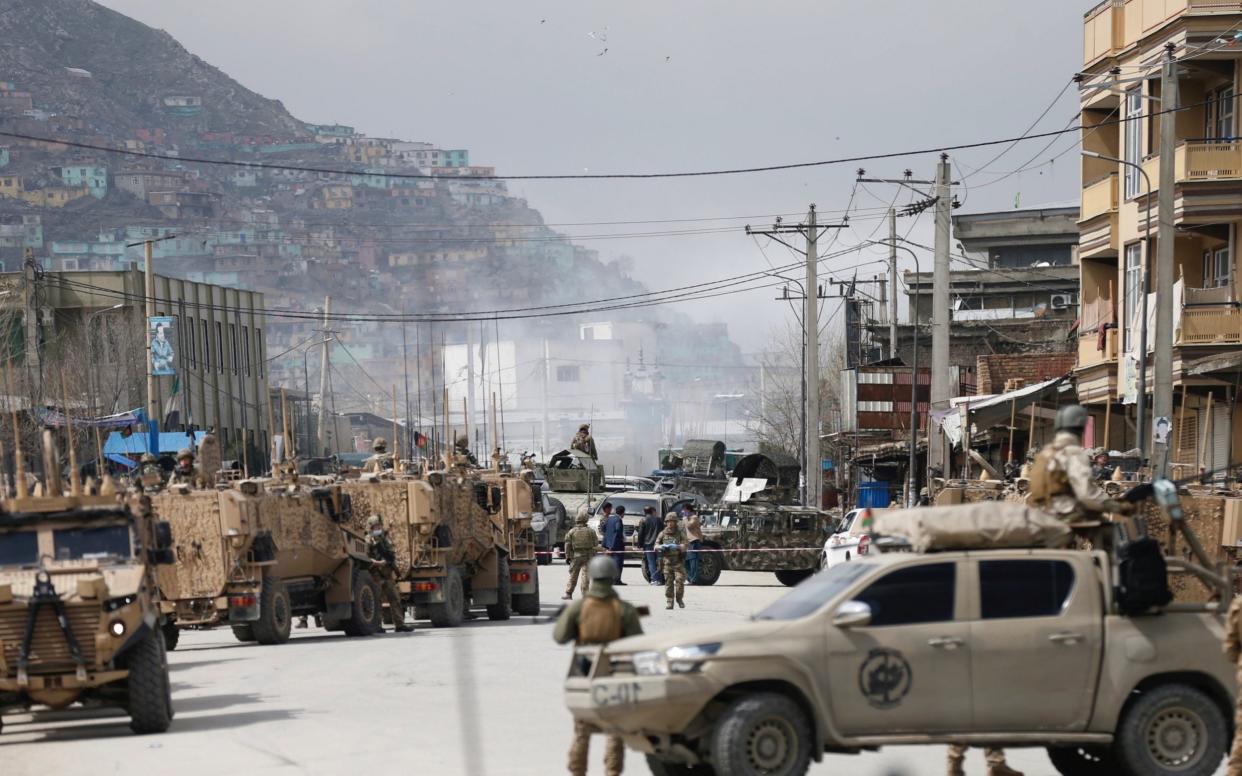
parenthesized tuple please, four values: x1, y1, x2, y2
(566, 482, 1236, 776)
(154, 479, 383, 646)
(0, 481, 176, 734)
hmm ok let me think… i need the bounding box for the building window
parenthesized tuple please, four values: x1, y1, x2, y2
(201, 320, 210, 370)
(215, 321, 224, 373)
(556, 365, 580, 383)
(230, 323, 238, 373)
(1206, 85, 1236, 140)
(1203, 246, 1231, 288)
(243, 325, 251, 377)
(255, 328, 264, 378)
(1124, 89, 1143, 199)
(186, 317, 195, 367)
(1124, 243, 1142, 349)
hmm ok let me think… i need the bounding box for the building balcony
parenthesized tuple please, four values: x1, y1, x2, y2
(1180, 302, 1242, 344)
(1085, 0, 1242, 66)
(1080, 174, 1119, 221)
(1077, 328, 1120, 367)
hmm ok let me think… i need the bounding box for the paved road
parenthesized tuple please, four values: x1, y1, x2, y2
(0, 562, 1228, 775)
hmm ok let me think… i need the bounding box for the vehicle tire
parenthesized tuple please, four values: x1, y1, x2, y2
(775, 569, 813, 587)
(645, 754, 716, 775)
(1047, 745, 1120, 775)
(413, 605, 430, 621)
(160, 620, 180, 652)
(513, 566, 541, 616)
(124, 628, 173, 734)
(343, 567, 383, 636)
(694, 547, 721, 586)
(232, 624, 257, 642)
(709, 692, 812, 776)
(537, 548, 552, 566)
(486, 554, 513, 621)
(1113, 683, 1227, 776)
(251, 577, 292, 645)
(428, 567, 466, 628)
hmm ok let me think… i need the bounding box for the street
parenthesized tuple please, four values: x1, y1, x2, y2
(0, 561, 1225, 775)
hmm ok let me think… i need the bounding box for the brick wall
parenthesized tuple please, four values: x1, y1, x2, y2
(975, 353, 1076, 395)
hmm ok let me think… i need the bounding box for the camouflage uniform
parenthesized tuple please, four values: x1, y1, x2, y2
(1224, 595, 1242, 776)
(367, 516, 413, 632)
(570, 424, 598, 460)
(656, 516, 687, 609)
(1027, 406, 1130, 523)
(554, 556, 642, 776)
(363, 438, 393, 474)
(947, 744, 1021, 776)
(454, 434, 478, 466)
(562, 512, 599, 599)
(168, 449, 199, 487)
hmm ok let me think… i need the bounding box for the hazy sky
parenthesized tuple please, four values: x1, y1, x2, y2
(97, 0, 1085, 351)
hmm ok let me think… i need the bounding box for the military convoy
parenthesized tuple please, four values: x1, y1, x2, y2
(153, 479, 384, 646)
(0, 458, 176, 734)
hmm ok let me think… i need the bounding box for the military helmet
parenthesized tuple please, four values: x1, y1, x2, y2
(579, 423, 590, 431)
(575, 505, 589, 525)
(177, 447, 194, 461)
(1055, 404, 1089, 433)
(586, 555, 615, 582)
(366, 514, 383, 528)
(664, 512, 679, 524)
(456, 433, 469, 447)
(140, 452, 157, 464)
(372, 437, 387, 452)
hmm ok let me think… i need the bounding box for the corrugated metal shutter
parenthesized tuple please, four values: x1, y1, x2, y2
(1213, 405, 1232, 475)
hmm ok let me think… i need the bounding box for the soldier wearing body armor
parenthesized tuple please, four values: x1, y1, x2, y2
(363, 438, 393, 473)
(366, 514, 414, 632)
(554, 555, 642, 776)
(656, 513, 687, 610)
(562, 506, 600, 600)
(570, 423, 598, 460)
(454, 433, 478, 466)
(1026, 405, 1131, 522)
(169, 448, 199, 487)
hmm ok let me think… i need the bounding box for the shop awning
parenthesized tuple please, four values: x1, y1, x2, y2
(934, 376, 1072, 448)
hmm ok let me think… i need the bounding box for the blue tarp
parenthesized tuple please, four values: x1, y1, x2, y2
(107, 452, 137, 470)
(104, 430, 205, 457)
(857, 481, 892, 509)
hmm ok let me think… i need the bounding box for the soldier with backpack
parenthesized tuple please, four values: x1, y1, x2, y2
(1027, 405, 1133, 522)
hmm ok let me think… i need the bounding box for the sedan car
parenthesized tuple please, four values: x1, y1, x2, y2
(821, 507, 886, 569)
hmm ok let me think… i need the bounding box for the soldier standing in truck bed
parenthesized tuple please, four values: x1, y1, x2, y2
(1027, 405, 1132, 522)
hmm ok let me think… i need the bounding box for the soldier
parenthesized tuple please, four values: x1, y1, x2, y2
(947, 745, 1023, 776)
(1223, 592, 1242, 776)
(570, 423, 598, 460)
(197, 429, 221, 488)
(562, 506, 599, 600)
(363, 438, 393, 473)
(454, 433, 478, 466)
(656, 513, 687, 610)
(169, 448, 199, 486)
(1027, 405, 1133, 522)
(553, 555, 642, 776)
(138, 452, 161, 478)
(366, 514, 414, 632)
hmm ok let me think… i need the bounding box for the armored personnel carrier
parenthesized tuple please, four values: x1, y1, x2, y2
(0, 451, 176, 734)
(154, 478, 383, 646)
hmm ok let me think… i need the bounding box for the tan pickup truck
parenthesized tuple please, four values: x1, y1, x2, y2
(566, 543, 1235, 776)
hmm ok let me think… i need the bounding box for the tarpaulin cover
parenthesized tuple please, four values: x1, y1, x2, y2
(873, 502, 1071, 552)
(104, 430, 206, 456)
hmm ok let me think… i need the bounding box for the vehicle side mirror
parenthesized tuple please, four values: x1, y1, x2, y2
(154, 520, 173, 550)
(832, 600, 871, 629)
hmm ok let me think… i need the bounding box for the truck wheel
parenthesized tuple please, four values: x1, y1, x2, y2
(1047, 745, 1119, 775)
(513, 566, 541, 616)
(124, 628, 173, 734)
(160, 621, 180, 652)
(775, 570, 813, 587)
(645, 754, 716, 775)
(344, 567, 383, 636)
(251, 577, 292, 645)
(1114, 683, 1226, 776)
(231, 624, 256, 642)
(428, 567, 466, 627)
(709, 692, 811, 776)
(486, 554, 513, 621)
(694, 549, 721, 586)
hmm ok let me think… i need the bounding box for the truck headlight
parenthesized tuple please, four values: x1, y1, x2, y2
(666, 643, 721, 673)
(633, 651, 668, 676)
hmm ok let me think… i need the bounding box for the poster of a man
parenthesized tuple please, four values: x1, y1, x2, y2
(1153, 416, 1172, 445)
(149, 316, 176, 376)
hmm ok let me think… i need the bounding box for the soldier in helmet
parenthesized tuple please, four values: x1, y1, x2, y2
(570, 423, 598, 460)
(366, 514, 414, 632)
(562, 506, 600, 600)
(656, 513, 688, 610)
(363, 437, 393, 473)
(1027, 405, 1133, 522)
(169, 448, 199, 486)
(554, 555, 642, 776)
(454, 433, 478, 466)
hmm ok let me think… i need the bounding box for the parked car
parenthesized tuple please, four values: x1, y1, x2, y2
(821, 507, 887, 569)
(531, 488, 567, 565)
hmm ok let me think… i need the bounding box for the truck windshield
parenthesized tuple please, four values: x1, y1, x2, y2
(594, 497, 659, 518)
(0, 530, 40, 566)
(53, 524, 133, 562)
(755, 563, 874, 621)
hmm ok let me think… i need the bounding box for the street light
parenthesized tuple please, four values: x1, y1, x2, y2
(713, 393, 745, 448)
(301, 337, 335, 459)
(1083, 150, 1152, 457)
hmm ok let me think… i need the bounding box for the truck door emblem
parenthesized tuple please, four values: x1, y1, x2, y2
(858, 648, 912, 709)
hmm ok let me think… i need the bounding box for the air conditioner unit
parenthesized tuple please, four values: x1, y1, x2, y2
(1050, 293, 1077, 310)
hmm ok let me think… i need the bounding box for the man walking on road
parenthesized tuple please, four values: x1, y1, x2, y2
(554, 555, 643, 776)
(562, 507, 599, 600)
(601, 502, 626, 585)
(657, 513, 687, 610)
(682, 503, 703, 584)
(637, 506, 664, 585)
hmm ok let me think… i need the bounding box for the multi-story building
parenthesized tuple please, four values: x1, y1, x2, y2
(1078, 0, 1242, 468)
(56, 165, 108, 198)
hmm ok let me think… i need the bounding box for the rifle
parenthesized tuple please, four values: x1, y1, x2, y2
(1120, 461, 1242, 503)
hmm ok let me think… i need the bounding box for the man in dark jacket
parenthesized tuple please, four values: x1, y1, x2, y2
(601, 502, 626, 585)
(636, 506, 664, 585)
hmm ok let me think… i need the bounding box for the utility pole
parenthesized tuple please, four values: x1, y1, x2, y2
(465, 323, 476, 452)
(541, 338, 550, 457)
(1153, 44, 1178, 477)
(315, 296, 332, 456)
(746, 206, 845, 507)
(930, 154, 952, 478)
(888, 208, 898, 360)
(144, 240, 157, 439)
